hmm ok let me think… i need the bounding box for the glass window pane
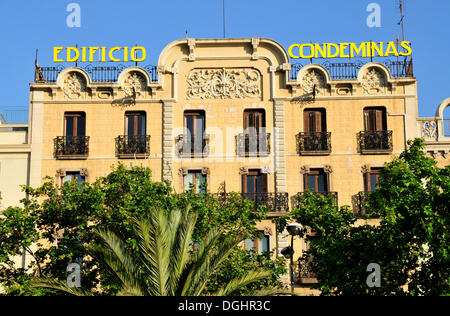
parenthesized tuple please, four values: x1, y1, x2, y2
(127, 116, 135, 136)
(245, 239, 255, 251)
(184, 172, 194, 192)
(197, 172, 206, 193)
(62, 175, 73, 184)
(65, 116, 74, 136)
(370, 174, 378, 192)
(261, 235, 269, 253)
(247, 175, 255, 194)
(317, 174, 326, 193)
(138, 115, 146, 135)
(307, 175, 316, 191)
(77, 116, 85, 136)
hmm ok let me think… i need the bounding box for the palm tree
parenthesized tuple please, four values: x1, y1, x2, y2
(32, 208, 272, 296)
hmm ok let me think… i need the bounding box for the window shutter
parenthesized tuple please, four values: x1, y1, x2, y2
(261, 173, 268, 193)
(314, 111, 322, 132)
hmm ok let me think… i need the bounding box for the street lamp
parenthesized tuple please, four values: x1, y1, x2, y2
(281, 223, 304, 295)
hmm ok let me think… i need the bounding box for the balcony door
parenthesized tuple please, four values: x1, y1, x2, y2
(184, 111, 205, 155)
(364, 108, 386, 132)
(303, 109, 328, 152)
(64, 113, 85, 137)
(304, 109, 326, 133)
(125, 112, 146, 136)
(243, 109, 266, 153)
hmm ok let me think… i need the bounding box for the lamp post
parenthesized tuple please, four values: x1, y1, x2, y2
(282, 223, 304, 295)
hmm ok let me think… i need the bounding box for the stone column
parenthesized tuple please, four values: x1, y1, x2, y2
(162, 100, 174, 182)
(273, 100, 287, 193)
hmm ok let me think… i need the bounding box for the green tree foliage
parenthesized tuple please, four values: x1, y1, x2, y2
(281, 139, 449, 296)
(32, 208, 271, 296)
(0, 164, 285, 296)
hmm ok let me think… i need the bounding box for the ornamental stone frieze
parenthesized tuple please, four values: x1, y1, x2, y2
(187, 68, 261, 99)
(361, 67, 387, 95)
(123, 71, 147, 97)
(301, 69, 326, 95)
(63, 72, 87, 99)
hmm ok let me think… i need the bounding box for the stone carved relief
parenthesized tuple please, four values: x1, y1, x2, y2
(123, 71, 147, 97)
(421, 121, 438, 140)
(361, 67, 387, 95)
(301, 70, 326, 95)
(63, 72, 86, 99)
(187, 68, 261, 99)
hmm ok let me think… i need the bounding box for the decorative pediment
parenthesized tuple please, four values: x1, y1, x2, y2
(361, 67, 387, 95)
(187, 68, 261, 99)
(123, 71, 147, 97)
(301, 69, 326, 96)
(63, 72, 87, 99)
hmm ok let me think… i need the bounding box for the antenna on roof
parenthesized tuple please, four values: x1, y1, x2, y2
(397, 0, 406, 41)
(222, 0, 226, 38)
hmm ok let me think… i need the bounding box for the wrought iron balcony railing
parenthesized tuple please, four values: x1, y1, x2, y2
(176, 134, 210, 158)
(291, 192, 338, 209)
(54, 136, 90, 159)
(240, 192, 289, 213)
(352, 191, 379, 218)
(296, 132, 331, 155)
(115, 135, 150, 158)
(236, 133, 271, 157)
(357, 130, 393, 154)
(35, 64, 158, 83)
(298, 259, 318, 284)
(290, 59, 414, 81)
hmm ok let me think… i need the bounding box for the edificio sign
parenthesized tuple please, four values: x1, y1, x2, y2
(53, 46, 147, 63)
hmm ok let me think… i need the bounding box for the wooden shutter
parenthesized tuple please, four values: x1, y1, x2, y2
(261, 173, 268, 193)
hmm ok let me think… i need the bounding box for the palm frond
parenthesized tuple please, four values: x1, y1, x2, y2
(31, 278, 94, 296)
(214, 270, 274, 296)
(88, 229, 144, 295)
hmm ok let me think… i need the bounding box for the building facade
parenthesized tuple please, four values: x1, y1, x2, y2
(26, 38, 449, 293)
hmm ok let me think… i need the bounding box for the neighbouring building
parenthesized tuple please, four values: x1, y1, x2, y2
(22, 37, 450, 294)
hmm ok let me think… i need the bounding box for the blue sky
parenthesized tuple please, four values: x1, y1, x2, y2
(0, 0, 449, 118)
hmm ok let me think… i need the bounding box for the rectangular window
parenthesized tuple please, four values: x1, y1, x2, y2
(305, 169, 328, 193)
(184, 170, 207, 194)
(364, 107, 386, 132)
(244, 232, 270, 255)
(61, 172, 85, 189)
(365, 168, 383, 192)
(184, 111, 205, 154)
(243, 110, 267, 154)
(242, 170, 268, 194)
(125, 112, 146, 136)
(304, 109, 326, 133)
(64, 113, 85, 137)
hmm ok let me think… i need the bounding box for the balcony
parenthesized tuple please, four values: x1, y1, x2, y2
(236, 133, 271, 157)
(296, 132, 331, 155)
(291, 192, 338, 209)
(176, 134, 210, 158)
(115, 135, 150, 158)
(298, 260, 318, 284)
(210, 192, 289, 214)
(54, 136, 89, 159)
(290, 58, 414, 81)
(35, 64, 158, 83)
(352, 191, 378, 218)
(357, 130, 393, 154)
